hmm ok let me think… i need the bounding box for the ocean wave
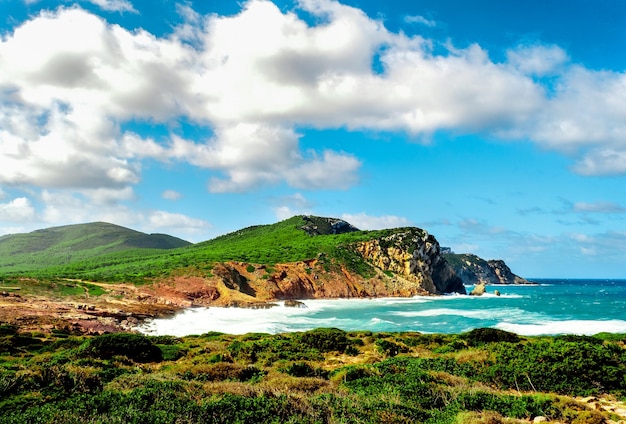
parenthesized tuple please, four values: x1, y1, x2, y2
(392, 307, 544, 322)
(495, 319, 626, 336)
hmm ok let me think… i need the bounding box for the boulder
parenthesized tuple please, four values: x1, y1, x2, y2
(469, 283, 486, 296)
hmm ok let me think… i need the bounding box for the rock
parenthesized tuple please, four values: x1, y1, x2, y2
(444, 253, 534, 286)
(470, 283, 486, 296)
(353, 229, 466, 295)
(284, 299, 307, 308)
(533, 416, 548, 423)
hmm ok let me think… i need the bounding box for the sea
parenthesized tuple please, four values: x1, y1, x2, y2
(137, 279, 626, 337)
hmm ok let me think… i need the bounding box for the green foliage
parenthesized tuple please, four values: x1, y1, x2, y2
(0, 221, 190, 275)
(83, 333, 163, 363)
(299, 328, 350, 353)
(281, 361, 329, 379)
(375, 338, 408, 357)
(228, 334, 323, 364)
(1, 330, 624, 423)
(2, 215, 406, 284)
(461, 327, 521, 346)
(481, 338, 626, 395)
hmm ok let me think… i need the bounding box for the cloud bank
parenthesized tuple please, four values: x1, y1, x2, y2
(1, 0, 625, 235)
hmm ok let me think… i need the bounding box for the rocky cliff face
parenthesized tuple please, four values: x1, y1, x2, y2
(353, 229, 466, 295)
(180, 228, 466, 305)
(444, 253, 533, 285)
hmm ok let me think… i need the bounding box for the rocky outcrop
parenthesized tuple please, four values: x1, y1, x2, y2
(299, 216, 359, 236)
(469, 283, 486, 296)
(353, 229, 466, 295)
(444, 253, 534, 286)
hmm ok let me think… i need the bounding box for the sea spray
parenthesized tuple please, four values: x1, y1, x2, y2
(137, 279, 626, 336)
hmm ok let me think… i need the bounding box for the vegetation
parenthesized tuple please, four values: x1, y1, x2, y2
(0, 216, 407, 283)
(1, 328, 624, 423)
(0, 222, 190, 274)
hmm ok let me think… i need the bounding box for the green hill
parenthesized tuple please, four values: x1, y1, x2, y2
(0, 216, 407, 282)
(0, 222, 191, 274)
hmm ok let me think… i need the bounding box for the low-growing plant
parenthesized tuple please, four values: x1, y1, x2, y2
(82, 333, 162, 363)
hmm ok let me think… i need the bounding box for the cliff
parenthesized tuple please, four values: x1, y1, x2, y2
(178, 225, 467, 306)
(352, 228, 465, 295)
(444, 253, 534, 285)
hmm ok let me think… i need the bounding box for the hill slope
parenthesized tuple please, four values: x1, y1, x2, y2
(0, 216, 467, 296)
(0, 222, 191, 273)
(444, 253, 533, 285)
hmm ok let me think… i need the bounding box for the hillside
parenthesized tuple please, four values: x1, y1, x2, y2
(0, 216, 465, 294)
(444, 253, 534, 285)
(0, 216, 541, 334)
(0, 222, 191, 273)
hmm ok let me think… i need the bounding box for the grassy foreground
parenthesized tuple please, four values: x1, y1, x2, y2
(1, 326, 625, 423)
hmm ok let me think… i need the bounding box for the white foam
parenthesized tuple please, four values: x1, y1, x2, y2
(392, 307, 538, 321)
(495, 319, 626, 336)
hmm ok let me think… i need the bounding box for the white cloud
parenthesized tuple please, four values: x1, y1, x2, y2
(0, 197, 36, 222)
(573, 149, 626, 176)
(147, 210, 210, 235)
(85, 0, 137, 13)
(35, 189, 209, 238)
(573, 201, 626, 214)
(506, 44, 568, 76)
(272, 192, 315, 220)
(275, 205, 312, 221)
(341, 212, 411, 230)
(285, 150, 361, 190)
(404, 15, 436, 27)
(2, 0, 626, 205)
(162, 190, 183, 201)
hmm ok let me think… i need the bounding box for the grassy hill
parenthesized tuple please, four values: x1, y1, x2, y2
(0, 216, 406, 282)
(0, 222, 190, 274)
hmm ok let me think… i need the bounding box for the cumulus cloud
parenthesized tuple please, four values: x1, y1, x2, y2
(0, 197, 36, 222)
(506, 44, 568, 76)
(2, 0, 626, 213)
(272, 192, 315, 220)
(146, 210, 210, 235)
(34, 189, 210, 238)
(341, 212, 411, 230)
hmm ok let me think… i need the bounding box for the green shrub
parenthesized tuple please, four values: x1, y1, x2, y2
(299, 328, 350, 353)
(281, 362, 329, 379)
(0, 324, 17, 336)
(375, 338, 407, 357)
(482, 339, 626, 395)
(462, 328, 520, 346)
(84, 333, 162, 363)
(158, 344, 186, 361)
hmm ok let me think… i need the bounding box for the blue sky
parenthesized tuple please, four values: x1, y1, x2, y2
(1, 0, 626, 278)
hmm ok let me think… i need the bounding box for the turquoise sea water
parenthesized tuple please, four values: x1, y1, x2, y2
(138, 279, 626, 336)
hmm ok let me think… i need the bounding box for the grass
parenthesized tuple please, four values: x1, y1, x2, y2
(0, 328, 623, 423)
(2, 216, 417, 283)
(0, 222, 190, 275)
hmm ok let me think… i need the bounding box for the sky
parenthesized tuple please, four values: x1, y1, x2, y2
(1, 0, 625, 278)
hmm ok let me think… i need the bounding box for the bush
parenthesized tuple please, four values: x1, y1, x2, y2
(281, 362, 329, 379)
(84, 333, 162, 363)
(482, 339, 626, 395)
(299, 328, 350, 353)
(375, 339, 407, 357)
(462, 328, 520, 346)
